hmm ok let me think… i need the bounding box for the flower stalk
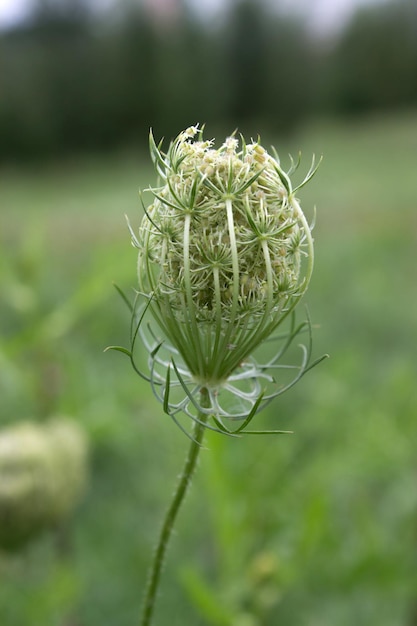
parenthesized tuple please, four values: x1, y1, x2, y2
(140, 388, 210, 626)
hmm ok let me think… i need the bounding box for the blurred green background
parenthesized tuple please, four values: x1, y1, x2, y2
(1, 0, 417, 624)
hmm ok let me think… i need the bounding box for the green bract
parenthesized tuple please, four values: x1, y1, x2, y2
(115, 125, 324, 436)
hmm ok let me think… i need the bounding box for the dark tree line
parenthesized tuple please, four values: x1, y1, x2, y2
(0, 0, 416, 162)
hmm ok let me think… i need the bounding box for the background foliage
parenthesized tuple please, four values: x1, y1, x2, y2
(0, 0, 417, 161)
(1, 0, 417, 624)
(1, 113, 417, 625)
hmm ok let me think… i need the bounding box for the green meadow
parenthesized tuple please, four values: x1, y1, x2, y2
(1, 113, 417, 625)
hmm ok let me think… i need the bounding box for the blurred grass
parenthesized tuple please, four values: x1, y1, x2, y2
(0, 114, 417, 626)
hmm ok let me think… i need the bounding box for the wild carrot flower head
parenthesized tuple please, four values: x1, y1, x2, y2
(117, 125, 324, 436)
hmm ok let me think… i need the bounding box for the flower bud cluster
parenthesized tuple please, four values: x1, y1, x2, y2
(0, 418, 88, 550)
(137, 125, 314, 384)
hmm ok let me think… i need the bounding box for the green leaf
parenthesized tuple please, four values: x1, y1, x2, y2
(103, 345, 131, 357)
(235, 166, 265, 194)
(180, 566, 232, 626)
(149, 129, 166, 174)
(149, 188, 182, 212)
(112, 283, 134, 313)
(242, 429, 293, 435)
(272, 156, 292, 194)
(235, 392, 265, 433)
(163, 364, 171, 415)
(138, 193, 162, 234)
(125, 214, 140, 249)
(293, 154, 323, 193)
(287, 151, 302, 176)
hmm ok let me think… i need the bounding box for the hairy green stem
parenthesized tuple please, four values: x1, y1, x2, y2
(140, 388, 209, 626)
